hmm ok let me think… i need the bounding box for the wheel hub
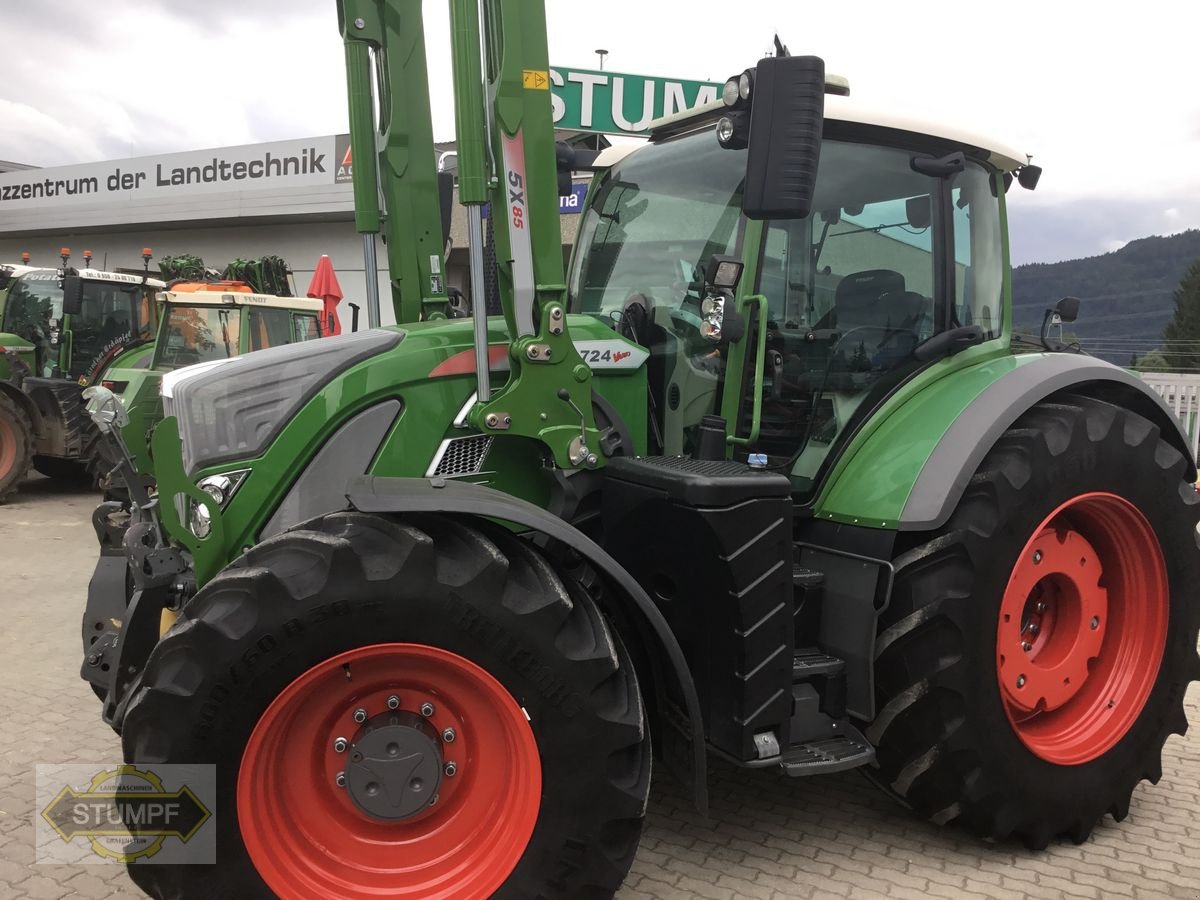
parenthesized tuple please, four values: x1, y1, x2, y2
(999, 527, 1107, 713)
(995, 493, 1169, 765)
(343, 711, 443, 820)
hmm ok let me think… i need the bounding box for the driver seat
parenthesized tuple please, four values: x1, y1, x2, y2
(831, 269, 906, 332)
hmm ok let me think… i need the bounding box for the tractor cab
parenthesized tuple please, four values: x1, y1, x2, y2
(571, 89, 1024, 499)
(104, 283, 327, 479)
(152, 284, 325, 370)
(3, 266, 163, 384)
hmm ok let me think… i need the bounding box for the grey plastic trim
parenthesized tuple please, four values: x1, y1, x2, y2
(901, 353, 1195, 531)
(261, 401, 401, 539)
(170, 329, 403, 474)
(346, 475, 709, 816)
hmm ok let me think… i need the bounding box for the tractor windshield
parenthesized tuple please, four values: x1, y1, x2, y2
(155, 305, 241, 369)
(570, 131, 746, 321)
(1, 272, 61, 340)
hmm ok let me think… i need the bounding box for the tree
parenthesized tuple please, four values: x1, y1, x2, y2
(1160, 258, 1200, 371)
(1134, 349, 1171, 373)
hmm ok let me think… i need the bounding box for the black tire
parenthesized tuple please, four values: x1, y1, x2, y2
(866, 394, 1200, 848)
(120, 512, 650, 899)
(0, 392, 33, 502)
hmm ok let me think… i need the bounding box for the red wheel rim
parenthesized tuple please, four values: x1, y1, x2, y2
(0, 415, 16, 479)
(237, 643, 542, 899)
(996, 492, 1168, 765)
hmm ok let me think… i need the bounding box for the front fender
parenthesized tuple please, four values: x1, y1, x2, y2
(346, 474, 710, 816)
(817, 352, 1195, 532)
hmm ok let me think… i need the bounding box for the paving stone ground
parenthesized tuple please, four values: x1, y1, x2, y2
(2, 476, 1198, 899)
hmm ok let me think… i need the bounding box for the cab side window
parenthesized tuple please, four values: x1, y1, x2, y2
(293, 314, 321, 342)
(248, 308, 293, 351)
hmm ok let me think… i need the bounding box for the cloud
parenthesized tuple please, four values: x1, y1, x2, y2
(3, 0, 1200, 265)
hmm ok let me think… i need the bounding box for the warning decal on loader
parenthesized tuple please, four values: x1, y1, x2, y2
(522, 69, 550, 90)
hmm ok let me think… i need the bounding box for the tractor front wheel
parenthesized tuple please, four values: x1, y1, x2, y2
(120, 511, 649, 899)
(867, 395, 1200, 847)
(0, 393, 33, 502)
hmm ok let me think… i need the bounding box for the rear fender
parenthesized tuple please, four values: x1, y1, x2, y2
(346, 475, 710, 815)
(820, 353, 1195, 532)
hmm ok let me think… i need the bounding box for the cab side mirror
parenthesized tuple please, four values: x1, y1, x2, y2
(1054, 296, 1080, 323)
(736, 55, 827, 220)
(62, 276, 84, 316)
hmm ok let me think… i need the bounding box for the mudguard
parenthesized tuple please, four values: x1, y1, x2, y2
(819, 352, 1195, 532)
(346, 474, 709, 815)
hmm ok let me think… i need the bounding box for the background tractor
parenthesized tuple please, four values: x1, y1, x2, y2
(80, 0, 1200, 897)
(104, 282, 328, 483)
(0, 251, 163, 500)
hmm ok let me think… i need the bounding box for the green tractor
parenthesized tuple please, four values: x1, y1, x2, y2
(0, 251, 164, 500)
(81, 1, 1199, 897)
(104, 282, 329, 481)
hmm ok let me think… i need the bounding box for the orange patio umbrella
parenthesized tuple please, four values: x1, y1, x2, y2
(307, 255, 344, 336)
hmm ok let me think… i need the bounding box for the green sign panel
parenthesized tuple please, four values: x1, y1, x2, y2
(550, 66, 722, 136)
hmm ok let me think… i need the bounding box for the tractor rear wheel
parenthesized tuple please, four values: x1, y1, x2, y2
(120, 511, 650, 899)
(867, 395, 1200, 847)
(0, 393, 33, 502)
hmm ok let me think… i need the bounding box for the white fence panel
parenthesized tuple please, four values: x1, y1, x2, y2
(1140, 373, 1200, 460)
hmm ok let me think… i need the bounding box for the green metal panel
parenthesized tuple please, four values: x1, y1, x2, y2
(172, 315, 648, 587)
(812, 345, 1036, 528)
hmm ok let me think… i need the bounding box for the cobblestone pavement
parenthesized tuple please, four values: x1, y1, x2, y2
(2, 478, 1198, 899)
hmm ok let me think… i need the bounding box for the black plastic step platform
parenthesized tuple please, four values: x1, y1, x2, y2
(779, 722, 875, 776)
(792, 647, 845, 679)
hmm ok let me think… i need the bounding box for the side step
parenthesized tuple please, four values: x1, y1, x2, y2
(779, 721, 875, 777)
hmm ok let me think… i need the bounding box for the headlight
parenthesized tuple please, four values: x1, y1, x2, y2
(722, 77, 740, 107)
(738, 70, 753, 102)
(716, 116, 736, 145)
(189, 501, 212, 539)
(187, 470, 249, 539)
(700, 294, 726, 343)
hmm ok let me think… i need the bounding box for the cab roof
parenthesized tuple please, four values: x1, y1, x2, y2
(14, 267, 167, 289)
(162, 290, 323, 312)
(641, 95, 1030, 173)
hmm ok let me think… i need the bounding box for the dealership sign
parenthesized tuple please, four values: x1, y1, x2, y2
(550, 66, 721, 134)
(0, 135, 342, 212)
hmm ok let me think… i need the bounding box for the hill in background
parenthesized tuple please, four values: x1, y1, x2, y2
(1011, 229, 1200, 364)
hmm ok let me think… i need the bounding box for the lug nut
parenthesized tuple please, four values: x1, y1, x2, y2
(1022, 642, 1032, 652)
(1090, 616, 1100, 630)
(333, 737, 348, 753)
(353, 707, 367, 723)
(420, 702, 435, 717)
(1036, 601, 1046, 613)
(429, 794, 439, 807)
(335, 772, 346, 787)
(1033, 550, 1043, 564)
(387, 694, 400, 710)
(442, 727, 456, 743)
(1017, 675, 1026, 688)
(1029, 624, 1040, 636)
(444, 762, 457, 777)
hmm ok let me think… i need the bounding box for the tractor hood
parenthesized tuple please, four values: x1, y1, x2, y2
(162, 328, 403, 474)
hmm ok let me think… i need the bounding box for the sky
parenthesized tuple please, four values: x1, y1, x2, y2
(1, 0, 1198, 265)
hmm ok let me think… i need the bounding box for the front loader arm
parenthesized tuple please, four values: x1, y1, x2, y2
(339, 0, 449, 323)
(449, 0, 602, 470)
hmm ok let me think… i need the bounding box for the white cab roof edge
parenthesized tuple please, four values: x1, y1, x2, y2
(162, 291, 324, 312)
(644, 95, 1030, 173)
